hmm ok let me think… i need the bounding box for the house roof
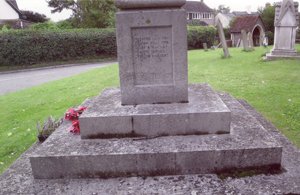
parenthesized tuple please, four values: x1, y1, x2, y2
(230, 15, 264, 33)
(5, 0, 22, 16)
(232, 11, 249, 16)
(182, 1, 213, 13)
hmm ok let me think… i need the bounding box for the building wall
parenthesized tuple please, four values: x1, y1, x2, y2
(232, 33, 242, 47)
(0, 1, 19, 20)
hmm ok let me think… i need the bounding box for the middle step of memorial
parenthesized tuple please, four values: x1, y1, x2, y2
(80, 84, 231, 139)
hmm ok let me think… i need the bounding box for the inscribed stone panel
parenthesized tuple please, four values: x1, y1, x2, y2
(132, 26, 173, 86)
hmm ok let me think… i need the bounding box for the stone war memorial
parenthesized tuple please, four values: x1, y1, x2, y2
(266, 0, 300, 60)
(28, 0, 282, 179)
(5, 0, 300, 194)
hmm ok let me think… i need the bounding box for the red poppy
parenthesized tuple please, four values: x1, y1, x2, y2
(64, 106, 87, 134)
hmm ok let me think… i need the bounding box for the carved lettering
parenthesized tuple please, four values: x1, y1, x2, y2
(132, 27, 173, 86)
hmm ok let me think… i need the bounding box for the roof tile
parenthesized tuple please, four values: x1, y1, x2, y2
(230, 15, 261, 33)
(182, 1, 213, 13)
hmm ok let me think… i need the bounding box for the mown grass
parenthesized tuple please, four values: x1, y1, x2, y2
(0, 45, 299, 174)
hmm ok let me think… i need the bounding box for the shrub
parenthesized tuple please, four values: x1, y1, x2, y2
(0, 28, 117, 67)
(187, 26, 217, 49)
(265, 31, 274, 45)
(30, 21, 59, 30)
(56, 20, 75, 29)
(223, 28, 231, 39)
(187, 19, 209, 26)
(36, 116, 63, 142)
(0, 26, 217, 67)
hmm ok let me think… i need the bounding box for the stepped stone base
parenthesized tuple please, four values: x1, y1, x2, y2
(265, 49, 300, 60)
(29, 84, 282, 179)
(79, 84, 231, 139)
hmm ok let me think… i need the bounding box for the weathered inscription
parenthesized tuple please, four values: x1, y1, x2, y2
(132, 27, 173, 86)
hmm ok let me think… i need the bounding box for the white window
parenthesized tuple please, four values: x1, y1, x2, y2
(192, 12, 202, 19)
(190, 12, 213, 20)
(201, 13, 213, 19)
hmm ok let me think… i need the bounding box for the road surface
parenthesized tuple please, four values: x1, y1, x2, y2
(0, 62, 116, 95)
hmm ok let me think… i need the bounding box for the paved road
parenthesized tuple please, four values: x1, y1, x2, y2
(0, 62, 116, 95)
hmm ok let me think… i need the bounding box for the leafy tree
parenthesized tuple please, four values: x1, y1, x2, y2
(21, 10, 49, 23)
(258, 3, 275, 33)
(0, 25, 11, 31)
(47, 0, 78, 14)
(258, 3, 276, 45)
(47, 0, 116, 28)
(217, 5, 231, 14)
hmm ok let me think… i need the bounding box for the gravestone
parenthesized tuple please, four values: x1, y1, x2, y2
(28, 0, 283, 180)
(248, 32, 255, 49)
(263, 36, 269, 47)
(216, 19, 230, 58)
(241, 29, 250, 51)
(266, 0, 300, 59)
(203, 43, 208, 51)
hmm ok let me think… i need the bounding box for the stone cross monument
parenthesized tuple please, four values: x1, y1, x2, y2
(266, 0, 300, 59)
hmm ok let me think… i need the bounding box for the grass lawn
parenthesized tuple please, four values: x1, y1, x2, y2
(0, 45, 299, 174)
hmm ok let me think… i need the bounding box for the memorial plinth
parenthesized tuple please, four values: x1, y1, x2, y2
(30, 84, 282, 179)
(80, 84, 231, 139)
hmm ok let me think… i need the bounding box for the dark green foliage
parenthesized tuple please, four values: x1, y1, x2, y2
(258, 4, 275, 33)
(265, 31, 274, 45)
(187, 26, 217, 49)
(223, 28, 231, 39)
(0, 26, 216, 67)
(187, 20, 209, 26)
(258, 3, 276, 45)
(56, 19, 75, 29)
(21, 10, 49, 23)
(47, 0, 78, 14)
(30, 22, 59, 30)
(47, 0, 116, 28)
(0, 28, 116, 67)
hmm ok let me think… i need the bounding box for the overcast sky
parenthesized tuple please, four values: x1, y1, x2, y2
(16, 0, 300, 22)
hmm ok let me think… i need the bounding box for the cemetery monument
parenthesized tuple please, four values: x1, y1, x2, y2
(241, 29, 251, 51)
(216, 18, 230, 58)
(266, 0, 300, 59)
(29, 0, 283, 179)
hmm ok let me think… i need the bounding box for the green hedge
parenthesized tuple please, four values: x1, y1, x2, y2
(187, 26, 217, 49)
(0, 26, 217, 67)
(0, 28, 116, 67)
